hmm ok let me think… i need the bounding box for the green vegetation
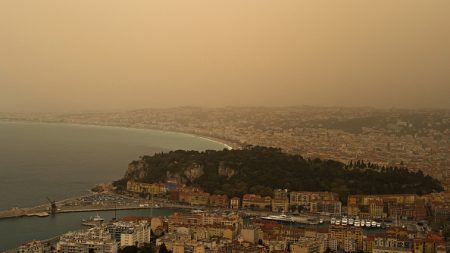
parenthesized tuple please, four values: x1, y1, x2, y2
(115, 146, 443, 202)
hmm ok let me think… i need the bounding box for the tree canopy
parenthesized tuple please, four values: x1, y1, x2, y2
(115, 146, 443, 202)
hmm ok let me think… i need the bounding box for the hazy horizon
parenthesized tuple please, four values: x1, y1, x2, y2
(1, 1, 449, 112)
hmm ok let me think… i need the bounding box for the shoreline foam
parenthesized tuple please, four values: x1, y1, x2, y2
(0, 119, 235, 150)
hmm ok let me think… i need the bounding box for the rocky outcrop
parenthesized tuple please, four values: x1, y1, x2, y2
(218, 162, 236, 179)
(183, 163, 204, 182)
(124, 160, 147, 180)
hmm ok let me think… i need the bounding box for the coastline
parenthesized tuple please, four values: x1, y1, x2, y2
(0, 119, 237, 151)
(0, 119, 236, 217)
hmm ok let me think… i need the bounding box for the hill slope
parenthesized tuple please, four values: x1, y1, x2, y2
(115, 146, 442, 202)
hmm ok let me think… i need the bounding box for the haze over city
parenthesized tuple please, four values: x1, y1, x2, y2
(1, 0, 449, 112)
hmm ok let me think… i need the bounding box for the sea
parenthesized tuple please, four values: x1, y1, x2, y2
(0, 121, 227, 251)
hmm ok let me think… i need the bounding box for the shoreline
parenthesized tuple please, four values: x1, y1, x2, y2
(0, 119, 237, 215)
(0, 119, 237, 150)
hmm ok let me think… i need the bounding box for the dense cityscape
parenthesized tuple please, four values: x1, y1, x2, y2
(1, 108, 449, 252)
(10, 175, 450, 253)
(1, 107, 448, 179)
(2, 0, 449, 251)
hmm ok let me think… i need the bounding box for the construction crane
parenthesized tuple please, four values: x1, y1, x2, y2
(46, 197, 57, 215)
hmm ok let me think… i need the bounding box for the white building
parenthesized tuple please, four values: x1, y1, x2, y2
(120, 220, 151, 247)
(57, 226, 118, 253)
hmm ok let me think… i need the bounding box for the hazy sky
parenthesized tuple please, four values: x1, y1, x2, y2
(1, 1, 449, 112)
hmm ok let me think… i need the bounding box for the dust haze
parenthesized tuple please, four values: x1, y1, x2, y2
(1, 1, 449, 112)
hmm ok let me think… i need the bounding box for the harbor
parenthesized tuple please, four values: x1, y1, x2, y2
(0, 191, 196, 220)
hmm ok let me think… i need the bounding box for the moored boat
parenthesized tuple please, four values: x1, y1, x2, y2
(81, 214, 104, 226)
(331, 217, 336, 224)
(348, 218, 354, 225)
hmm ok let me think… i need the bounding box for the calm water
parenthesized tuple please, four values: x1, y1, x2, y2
(0, 208, 179, 251)
(0, 121, 225, 250)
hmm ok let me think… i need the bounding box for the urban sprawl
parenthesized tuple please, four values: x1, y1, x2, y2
(14, 177, 450, 253)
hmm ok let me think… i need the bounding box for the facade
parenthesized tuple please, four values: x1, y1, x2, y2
(328, 225, 363, 252)
(57, 227, 117, 253)
(372, 236, 412, 253)
(242, 194, 272, 210)
(119, 220, 151, 247)
(272, 189, 289, 212)
(127, 180, 167, 195)
(347, 194, 425, 220)
(291, 239, 321, 253)
(18, 241, 44, 253)
(175, 187, 210, 205)
(309, 200, 342, 216)
(241, 227, 263, 244)
(189, 191, 211, 206)
(209, 194, 229, 207)
(230, 197, 241, 209)
(289, 192, 338, 211)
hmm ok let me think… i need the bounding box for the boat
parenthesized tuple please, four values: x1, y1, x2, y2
(354, 221, 360, 227)
(319, 218, 324, 224)
(342, 217, 348, 226)
(376, 222, 381, 228)
(348, 218, 354, 225)
(330, 217, 336, 224)
(360, 220, 365, 227)
(365, 220, 371, 227)
(261, 214, 293, 222)
(335, 220, 341, 225)
(371, 221, 377, 227)
(81, 214, 104, 226)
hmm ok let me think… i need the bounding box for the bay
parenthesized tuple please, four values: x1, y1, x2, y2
(0, 121, 226, 250)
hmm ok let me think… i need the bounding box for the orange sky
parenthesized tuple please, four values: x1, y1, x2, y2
(0, 1, 449, 112)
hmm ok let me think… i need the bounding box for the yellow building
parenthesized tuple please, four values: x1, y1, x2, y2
(290, 191, 338, 209)
(291, 239, 321, 253)
(272, 198, 289, 212)
(188, 191, 210, 206)
(127, 180, 167, 195)
(329, 225, 364, 251)
(230, 197, 241, 209)
(242, 194, 272, 210)
(172, 243, 185, 253)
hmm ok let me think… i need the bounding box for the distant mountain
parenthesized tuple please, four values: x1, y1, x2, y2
(114, 146, 443, 202)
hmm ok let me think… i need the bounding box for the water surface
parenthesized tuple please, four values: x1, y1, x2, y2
(0, 121, 225, 250)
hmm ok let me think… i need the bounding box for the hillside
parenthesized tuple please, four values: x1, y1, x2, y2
(114, 146, 443, 202)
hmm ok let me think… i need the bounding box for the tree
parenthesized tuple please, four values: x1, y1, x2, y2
(120, 246, 138, 253)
